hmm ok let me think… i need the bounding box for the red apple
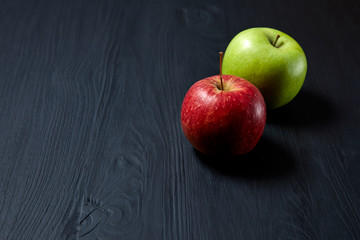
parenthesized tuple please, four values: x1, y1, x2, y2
(181, 74, 266, 155)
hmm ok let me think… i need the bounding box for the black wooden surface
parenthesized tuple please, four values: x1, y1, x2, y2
(0, 0, 359, 239)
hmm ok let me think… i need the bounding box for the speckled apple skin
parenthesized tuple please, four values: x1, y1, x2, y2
(181, 75, 266, 156)
(222, 27, 307, 109)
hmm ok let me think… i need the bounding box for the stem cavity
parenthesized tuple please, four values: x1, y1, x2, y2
(273, 34, 280, 47)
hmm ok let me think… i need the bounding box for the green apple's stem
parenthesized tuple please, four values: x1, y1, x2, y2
(273, 34, 280, 47)
(219, 51, 224, 90)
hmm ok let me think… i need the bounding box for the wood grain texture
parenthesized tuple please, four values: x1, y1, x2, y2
(0, 0, 359, 239)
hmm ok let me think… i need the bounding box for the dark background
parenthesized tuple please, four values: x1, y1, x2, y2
(0, 0, 359, 239)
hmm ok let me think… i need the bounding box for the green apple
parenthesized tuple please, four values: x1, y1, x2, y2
(222, 27, 307, 109)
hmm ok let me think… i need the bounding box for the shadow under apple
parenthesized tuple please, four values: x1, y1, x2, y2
(267, 90, 337, 127)
(195, 136, 294, 180)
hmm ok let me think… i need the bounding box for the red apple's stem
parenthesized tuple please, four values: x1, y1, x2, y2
(219, 52, 224, 90)
(273, 34, 280, 47)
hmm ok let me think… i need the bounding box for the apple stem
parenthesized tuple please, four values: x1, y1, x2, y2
(219, 52, 224, 90)
(273, 34, 280, 47)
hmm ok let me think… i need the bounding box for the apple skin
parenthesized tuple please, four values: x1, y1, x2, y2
(181, 75, 266, 156)
(222, 27, 307, 109)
